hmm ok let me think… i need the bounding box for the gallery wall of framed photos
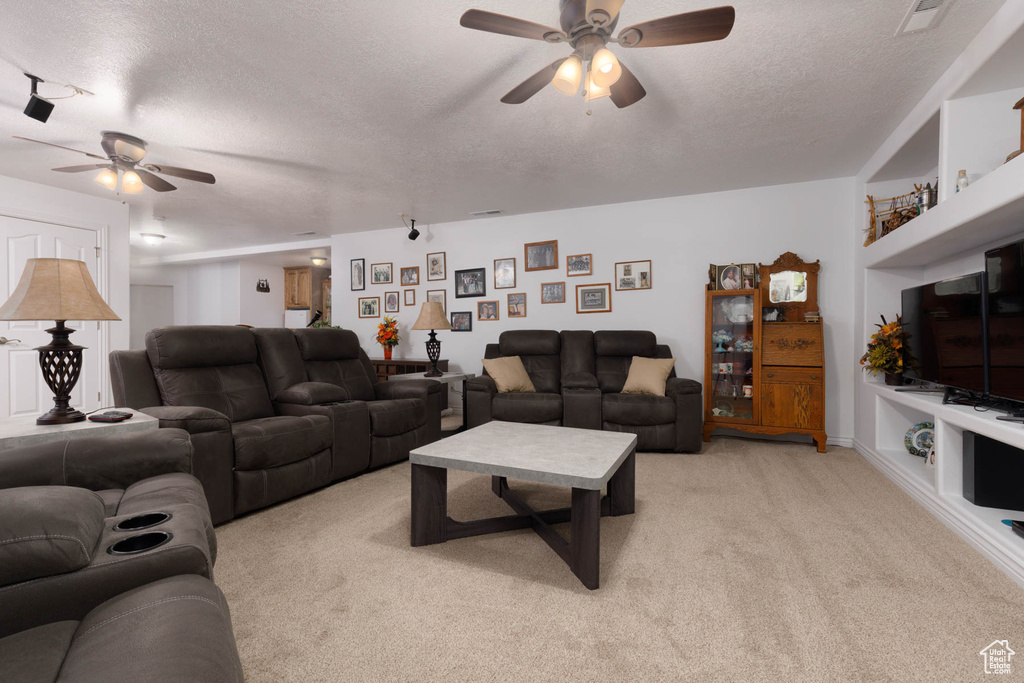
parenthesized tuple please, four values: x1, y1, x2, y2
(328, 176, 857, 440)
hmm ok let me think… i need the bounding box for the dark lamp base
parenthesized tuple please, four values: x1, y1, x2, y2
(424, 368, 443, 378)
(424, 330, 443, 378)
(37, 408, 87, 425)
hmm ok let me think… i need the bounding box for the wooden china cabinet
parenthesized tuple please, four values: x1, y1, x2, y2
(703, 252, 827, 453)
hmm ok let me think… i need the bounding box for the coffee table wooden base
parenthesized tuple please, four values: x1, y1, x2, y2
(410, 450, 635, 590)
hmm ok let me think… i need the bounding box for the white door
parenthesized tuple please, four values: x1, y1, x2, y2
(130, 285, 174, 349)
(0, 216, 103, 419)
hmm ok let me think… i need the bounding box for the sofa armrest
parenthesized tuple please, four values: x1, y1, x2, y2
(666, 377, 702, 397)
(374, 379, 440, 402)
(466, 375, 497, 394)
(139, 406, 231, 435)
(0, 429, 194, 491)
(562, 372, 599, 390)
(277, 382, 349, 405)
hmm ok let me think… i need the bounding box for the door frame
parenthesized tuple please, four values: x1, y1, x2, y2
(0, 205, 114, 406)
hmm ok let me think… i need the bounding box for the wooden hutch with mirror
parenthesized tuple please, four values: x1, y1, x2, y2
(703, 252, 827, 452)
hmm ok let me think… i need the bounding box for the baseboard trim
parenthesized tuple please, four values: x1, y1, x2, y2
(853, 439, 1024, 590)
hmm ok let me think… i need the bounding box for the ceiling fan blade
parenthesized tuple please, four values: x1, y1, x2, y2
(617, 6, 735, 48)
(460, 9, 566, 42)
(501, 59, 567, 104)
(609, 62, 646, 108)
(143, 164, 216, 184)
(134, 168, 177, 192)
(12, 136, 107, 160)
(52, 164, 110, 173)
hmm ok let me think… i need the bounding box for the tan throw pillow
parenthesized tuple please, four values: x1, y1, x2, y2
(482, 356, 537, 393)
(621, 356, 676, 397)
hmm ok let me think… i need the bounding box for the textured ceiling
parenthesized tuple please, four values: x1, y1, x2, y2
(0, 0, 1005, 260)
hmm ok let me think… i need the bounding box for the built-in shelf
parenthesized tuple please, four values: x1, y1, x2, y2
(863, 156, 1024, 269)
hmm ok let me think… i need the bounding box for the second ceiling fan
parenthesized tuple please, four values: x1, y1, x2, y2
(460, 0, 735, 108)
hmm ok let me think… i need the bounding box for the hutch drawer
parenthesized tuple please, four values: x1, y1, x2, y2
(761, 322, 823, 367)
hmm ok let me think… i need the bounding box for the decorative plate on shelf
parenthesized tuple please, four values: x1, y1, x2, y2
(904, 422, 934, 458)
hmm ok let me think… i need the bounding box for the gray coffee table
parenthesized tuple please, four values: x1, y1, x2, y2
(409, 421, 637, 590)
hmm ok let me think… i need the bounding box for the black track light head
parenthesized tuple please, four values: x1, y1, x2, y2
(408, 218, 420, 241)
(23, 74, 53, 123)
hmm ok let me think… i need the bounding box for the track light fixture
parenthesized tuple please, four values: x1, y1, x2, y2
(23, 74, 54, 123)
(408, 219, 420, 241)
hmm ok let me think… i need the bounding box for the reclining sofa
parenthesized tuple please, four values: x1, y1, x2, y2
(109, 325, 441, 524)
(467, 330, 702, 452)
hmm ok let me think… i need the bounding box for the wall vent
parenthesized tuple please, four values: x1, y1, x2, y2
(469, 209, 503, 217)
(291, 230, 319, 236)
(896, 0, 952, 36)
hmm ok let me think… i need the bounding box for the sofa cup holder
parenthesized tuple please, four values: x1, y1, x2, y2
(113, 512, 172, 532)
(107, 531, 173, 555)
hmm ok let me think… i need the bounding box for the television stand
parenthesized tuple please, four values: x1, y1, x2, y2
(895, 386, 945, 394)
(996, 415, 1024, 423)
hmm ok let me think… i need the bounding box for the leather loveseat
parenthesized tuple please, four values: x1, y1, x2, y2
(467, 330, 702, 452)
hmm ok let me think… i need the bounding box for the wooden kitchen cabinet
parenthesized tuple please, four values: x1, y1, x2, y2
(284, 266, 329, 312)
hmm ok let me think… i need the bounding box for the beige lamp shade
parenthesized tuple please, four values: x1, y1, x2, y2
(411, 301, 451, 331)
(0, 259, 120, 321)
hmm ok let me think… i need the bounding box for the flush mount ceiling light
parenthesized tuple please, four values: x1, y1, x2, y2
(311, 257, 327, 266)
(460, 1, 735, 108)
(140, 233, 166, 245)
(12, 131, 216, 195)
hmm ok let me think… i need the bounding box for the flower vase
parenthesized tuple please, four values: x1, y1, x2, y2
(884, 372, 903, 386)
(384, 346, 393, 360)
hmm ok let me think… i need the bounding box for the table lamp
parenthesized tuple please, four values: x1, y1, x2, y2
(0, 259, 121, 425)
(411, 301, 451, 377)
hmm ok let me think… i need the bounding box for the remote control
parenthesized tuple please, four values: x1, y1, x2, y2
(88, 410, 134, 423)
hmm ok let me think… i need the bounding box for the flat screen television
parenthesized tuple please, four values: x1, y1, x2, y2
(986, 241, 1024, 404)
(901, 272, 987, 394)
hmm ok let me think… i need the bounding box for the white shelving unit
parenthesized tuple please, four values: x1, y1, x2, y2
(855, 5, 1024, 589)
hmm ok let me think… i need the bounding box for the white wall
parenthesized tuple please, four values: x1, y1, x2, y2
(332, 177, 857, 443)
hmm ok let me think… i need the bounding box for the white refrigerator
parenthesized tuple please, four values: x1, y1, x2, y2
(284, 309, 311, 328)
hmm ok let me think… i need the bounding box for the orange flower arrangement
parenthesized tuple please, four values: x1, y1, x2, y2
(376, 316, 400, 349)
(860, 314, 905, 376)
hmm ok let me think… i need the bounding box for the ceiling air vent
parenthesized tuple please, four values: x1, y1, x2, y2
(896, 0, 952, 36)
(291, 230, 318, 236)
(469, 209, 503, 217)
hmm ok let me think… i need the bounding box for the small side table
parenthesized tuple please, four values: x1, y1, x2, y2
(389, 371, 476, 434)
(0, 409, 158, 452)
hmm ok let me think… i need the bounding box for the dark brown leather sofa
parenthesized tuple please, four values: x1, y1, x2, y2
(109, 325, 441, 522)
(467, 330, 702, 452)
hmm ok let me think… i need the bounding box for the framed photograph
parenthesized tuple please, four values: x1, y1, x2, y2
(384, 291, 399, 313)
(477, 300, 500, 321)
(566, 253, 592, 277)
(358, 296, 380, 318)
(427, 289, 447, 313)
(493, 258, 516, 289)
(716, 264, 742, 291)
(450, 311, 472, 332)
(455, 268, 486, 298)
(400, 266, 420, 286)
(615, 260, 652, 291)
(404, 289, 415, 306)
(524, 240, 558, 271)
(541, 281, 565, 304)
(370, 262, 393, 285)
(350, 258, 365, 291)
(507, 293, 526, 318)
(426, 252, 446, 281)
(576, 283, 612, 314)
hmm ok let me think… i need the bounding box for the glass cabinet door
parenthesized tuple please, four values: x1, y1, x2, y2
(707, 291, 758, 424)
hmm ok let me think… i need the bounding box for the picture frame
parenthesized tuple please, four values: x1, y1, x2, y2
(716, 264, 742, 291)
(614, 260, 652, 291)
(358, 296, 379, 318)
(400, 266, 420, 286)
(384, 291, 399, 313)
(566, 253, 592, 277)
(507, 293, 526, 318)
(493, 257, 516, 289)
(477, 300, 500, 321)
(576, 283, 612, 314)
(350, 258, 365, 291)
(455, 268, 486, 298)
(404, 289, 415, 307)
(426, 289, 447, 313)
(541, 282, 565, 304)
(524, 240, 558, 271)
(370, 262, 393, 285)
(450, 311, 472, 332)
(426, 252, 446, 281)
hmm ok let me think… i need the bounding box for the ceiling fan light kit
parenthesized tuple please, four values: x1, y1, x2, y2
(121, 170, 144, 194)
(94, 167, 118, 190)
(460, 2, 735, 109)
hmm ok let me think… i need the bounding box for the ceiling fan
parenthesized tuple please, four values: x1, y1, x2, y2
(460, 0, 735, 108)
(11, 131, 216, 194)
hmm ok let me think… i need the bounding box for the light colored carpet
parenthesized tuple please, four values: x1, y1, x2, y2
(214, 437, 1024, 681)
